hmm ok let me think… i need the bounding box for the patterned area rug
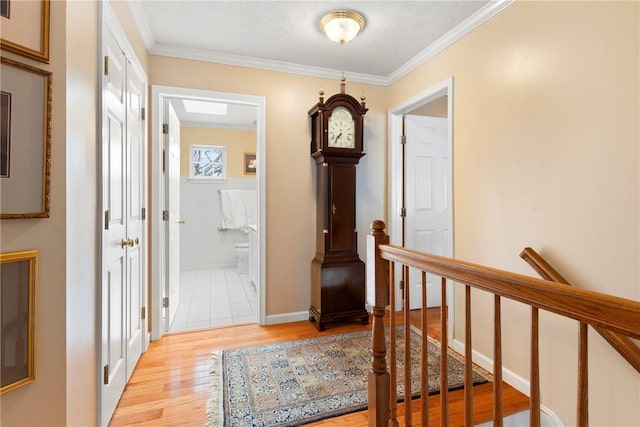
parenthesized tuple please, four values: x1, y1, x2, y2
(207, 327, 489, 426)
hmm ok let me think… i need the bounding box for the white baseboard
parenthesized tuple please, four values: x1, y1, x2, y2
(452, 338, 530, 395)
(265, 310, 309, 325)
(452, 339, 564, 426)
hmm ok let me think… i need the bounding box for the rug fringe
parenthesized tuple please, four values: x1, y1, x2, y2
(206, 350, 223, 426)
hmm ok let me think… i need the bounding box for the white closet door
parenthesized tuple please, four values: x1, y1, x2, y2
(125, 58, 145, 380)
(101, 26, 128, 427)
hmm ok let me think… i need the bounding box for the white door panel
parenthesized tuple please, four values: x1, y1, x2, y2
(101, 27, 128, 427)
(405, 115, 449, 309)
(125, 59, 145, 379)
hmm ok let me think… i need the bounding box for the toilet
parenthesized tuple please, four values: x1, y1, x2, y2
(235, 243, 249, 274)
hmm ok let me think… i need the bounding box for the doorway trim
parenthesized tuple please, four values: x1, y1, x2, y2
(150, 85, 266, 340)
(388, 76, 455, 340)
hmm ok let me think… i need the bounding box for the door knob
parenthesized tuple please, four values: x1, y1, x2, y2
(178, 219, 185, 224)
(121, 238, 133, 248)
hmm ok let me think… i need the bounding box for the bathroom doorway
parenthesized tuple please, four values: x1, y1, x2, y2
(150, 86, 266, 340)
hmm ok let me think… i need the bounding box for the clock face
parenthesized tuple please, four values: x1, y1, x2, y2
(327, 107, 355, 149)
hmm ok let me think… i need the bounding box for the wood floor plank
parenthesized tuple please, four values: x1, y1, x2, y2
(109, 309, 529, 426)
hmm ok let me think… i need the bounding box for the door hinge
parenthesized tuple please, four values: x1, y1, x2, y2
(104, 56, 109, 76)
(162, 123, 169, 134)
(400, 135, 407, 145)
(141, 107, 145, 121)
(162, 297, 169, 308)
(400, 208, 406, 218)
(103, 364, 109, 385)
(399, 280, 405, 291)
(141, 307, 146, 320)
(104, 210, 110, 230)
(141, 207, 146, 220)
(162, 210, 169, 221)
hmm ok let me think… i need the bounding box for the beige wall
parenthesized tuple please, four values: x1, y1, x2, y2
(180, 127, 256, 178)
(1, 1, 149, 425)
(408, 95, 448, 118)
(150, 57, 387, 317)
(388, 1, 639, 425)
(0, 1, 68, 425)
(3, 0, 637, 425)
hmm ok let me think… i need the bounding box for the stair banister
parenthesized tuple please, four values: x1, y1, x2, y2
(520, 247, 640, 374)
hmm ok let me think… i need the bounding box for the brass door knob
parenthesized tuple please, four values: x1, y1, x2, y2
(121, 238, 133, 248)
(178, 219, 185, 224)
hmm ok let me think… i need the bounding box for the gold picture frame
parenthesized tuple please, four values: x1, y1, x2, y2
(0, 57, 52, 219)
(244, 152, 256, 175)
(0, 250, 37, 394)
(0, 0, 50, 63)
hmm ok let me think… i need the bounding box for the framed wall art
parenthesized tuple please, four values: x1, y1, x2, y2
(0, 0, 50, 63)
(244, 152, 256, 175)
(0, 250, 37, 394)
(0, 57, 52, 219)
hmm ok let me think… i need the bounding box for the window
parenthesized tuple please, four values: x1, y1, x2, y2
(190, 145, 226, 180)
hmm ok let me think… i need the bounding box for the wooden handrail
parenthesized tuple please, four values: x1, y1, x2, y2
(367, 221, 640, 427)
(378, 244, 640, 339)
(520, 247, 640, 374)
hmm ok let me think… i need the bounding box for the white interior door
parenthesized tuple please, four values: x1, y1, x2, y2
(164, 103, 181, 331)
(101, 27, 128, 427)
(125, 58, 145, 379)
(404, 114, 450, 309)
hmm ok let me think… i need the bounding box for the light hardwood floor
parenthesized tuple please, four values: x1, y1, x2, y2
(109, 309, 529, 426)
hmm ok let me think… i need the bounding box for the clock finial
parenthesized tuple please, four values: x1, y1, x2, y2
(319, 87, 325, 102)
(360, 92, 366, 108)
(340, 76, 346, 94)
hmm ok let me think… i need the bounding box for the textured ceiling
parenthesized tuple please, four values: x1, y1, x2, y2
(128, 1, 510, 127)
(128, 1, 509, 82)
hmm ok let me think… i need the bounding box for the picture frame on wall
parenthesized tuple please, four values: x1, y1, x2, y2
(0, 250, 38, 395)
(0, 0, 50, 63)
(244, 152, 256, 175)
(0, 57, 52, 219)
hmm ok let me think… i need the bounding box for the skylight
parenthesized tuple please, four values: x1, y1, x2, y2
(183, 99, 228, 115)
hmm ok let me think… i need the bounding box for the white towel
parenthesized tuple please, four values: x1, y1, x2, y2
(243, 190, 257, 227)
(220, 190, 247, 229)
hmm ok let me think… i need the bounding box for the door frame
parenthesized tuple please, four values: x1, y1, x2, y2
(388, 76, 455, 340)
(150, 85, 267, 340)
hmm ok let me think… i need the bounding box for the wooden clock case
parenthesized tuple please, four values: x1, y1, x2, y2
(308, 83, 370, 331)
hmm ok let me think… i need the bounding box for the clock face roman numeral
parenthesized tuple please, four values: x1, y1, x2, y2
(328, 107, 355, 149)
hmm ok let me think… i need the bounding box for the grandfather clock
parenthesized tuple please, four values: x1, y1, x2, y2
(308, 79, 369, 331)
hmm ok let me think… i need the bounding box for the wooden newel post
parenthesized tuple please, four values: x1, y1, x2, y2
(367, 220, 390, 426)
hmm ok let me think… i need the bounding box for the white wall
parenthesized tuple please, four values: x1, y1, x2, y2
(180, 177, 256, 270)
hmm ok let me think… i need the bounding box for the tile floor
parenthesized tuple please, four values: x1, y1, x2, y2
(168, 268, 257, 333)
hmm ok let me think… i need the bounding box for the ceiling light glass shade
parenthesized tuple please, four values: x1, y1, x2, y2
(320, 10, 365, 45)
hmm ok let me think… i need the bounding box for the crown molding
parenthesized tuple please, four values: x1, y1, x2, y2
(129, 0, 513, 87)
(386, 0, 515, 85)
(150, 43, 389, 86)
(126, 0, 156, 50)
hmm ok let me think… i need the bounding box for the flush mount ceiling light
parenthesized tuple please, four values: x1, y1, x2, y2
(320, 10, 365, 45)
